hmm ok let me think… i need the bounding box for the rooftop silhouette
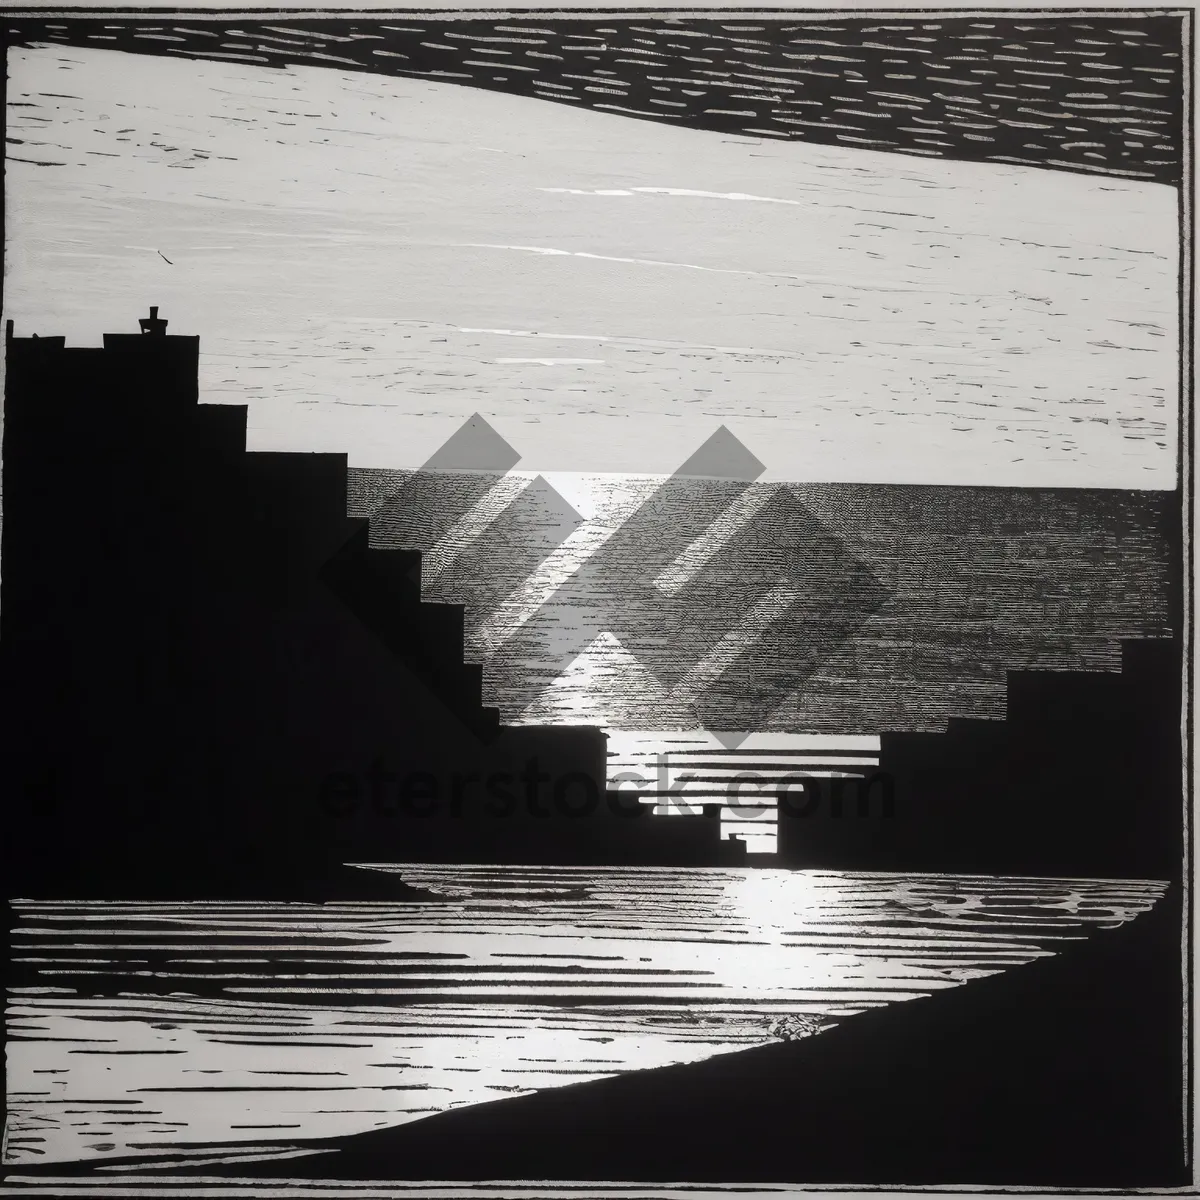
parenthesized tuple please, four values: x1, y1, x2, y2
(777, 637, 1183, 880)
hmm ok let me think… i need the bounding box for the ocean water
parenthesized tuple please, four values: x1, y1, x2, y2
(345, 469, 1174, 738)
(5, 865, 1166, 1167)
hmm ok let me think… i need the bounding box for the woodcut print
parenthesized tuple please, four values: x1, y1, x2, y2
(0, 6, 1192, 1194)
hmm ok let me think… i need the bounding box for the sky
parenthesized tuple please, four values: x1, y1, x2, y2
(7, 14, 1184, 183)
(2, 34, 1181, 753)
(4, 40, 1180, 487)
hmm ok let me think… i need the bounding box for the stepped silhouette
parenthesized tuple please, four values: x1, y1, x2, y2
(320, 525, 500, 738)
(0, 312, 620, 895)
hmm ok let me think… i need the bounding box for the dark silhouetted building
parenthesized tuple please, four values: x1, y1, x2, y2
(1, 312, 733, 897)
(778, 638, 1182, 880)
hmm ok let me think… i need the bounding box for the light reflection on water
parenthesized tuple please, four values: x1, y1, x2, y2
(603, 730, 885, 853)
(6, 866, 1167, 1165)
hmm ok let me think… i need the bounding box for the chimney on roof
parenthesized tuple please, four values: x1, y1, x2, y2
(139, 306, 168, 336)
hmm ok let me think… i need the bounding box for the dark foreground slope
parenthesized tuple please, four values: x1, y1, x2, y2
(247, 888, 1186, 1187)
